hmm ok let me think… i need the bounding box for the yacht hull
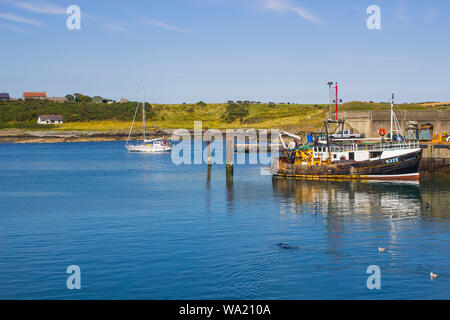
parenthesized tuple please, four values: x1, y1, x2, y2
(126, 145, 172, 153)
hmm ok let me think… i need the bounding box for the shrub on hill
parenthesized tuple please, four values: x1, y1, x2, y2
(222, 101, 249, 123)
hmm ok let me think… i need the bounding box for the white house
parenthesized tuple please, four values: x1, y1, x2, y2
(37, 115, 63, 124)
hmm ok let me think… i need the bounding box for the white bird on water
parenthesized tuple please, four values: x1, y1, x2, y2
(378, 247, 386, 253)
(430, 272, 439, 280)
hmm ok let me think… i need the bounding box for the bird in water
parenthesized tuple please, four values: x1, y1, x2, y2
(378, 247, 386, 253)
(430, 272, 439, 280)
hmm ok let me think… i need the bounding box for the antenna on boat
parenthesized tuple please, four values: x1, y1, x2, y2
(327, 81, 340, 121)
(335, 82, 339, 121)
(327, 81, 333, 121)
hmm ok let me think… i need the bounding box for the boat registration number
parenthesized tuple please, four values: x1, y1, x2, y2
(386, 157, 399, 164)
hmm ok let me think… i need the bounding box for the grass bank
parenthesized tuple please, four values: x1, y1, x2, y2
(1, 100, 449, 132)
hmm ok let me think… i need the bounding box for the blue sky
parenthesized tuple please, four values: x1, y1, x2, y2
(0, 0, 449, 103)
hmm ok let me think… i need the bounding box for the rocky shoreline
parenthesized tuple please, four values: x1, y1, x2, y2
(0, 129, 174, 143)
(0, 129, 285, 144)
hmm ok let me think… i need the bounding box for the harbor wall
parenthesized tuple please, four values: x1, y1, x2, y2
(338, 110, 450, 172)
(341, 110, 450, 137)
(420, 144, 450, 172)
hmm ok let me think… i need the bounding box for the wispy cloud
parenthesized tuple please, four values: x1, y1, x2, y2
(396, 1, 408, 23)
(0, 13, 43, 26)
(0, 22, 30, 35)
(143, 19, 184, 32)
(105, 24, 129, 32)
(341, 53, 401, 62)
(5, 0, 132, 33)
(260, 0, 322, 24)
(424, 7, 438, 22)
(44, 66, 102, 73)
(3, 0, 66, 15)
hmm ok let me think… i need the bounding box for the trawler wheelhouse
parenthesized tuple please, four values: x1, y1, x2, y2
(317, 141, 421, 163)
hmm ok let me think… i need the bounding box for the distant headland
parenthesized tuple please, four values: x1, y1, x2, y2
(1, 92, 449, 143)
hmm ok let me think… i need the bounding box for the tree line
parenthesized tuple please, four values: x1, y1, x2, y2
(0, 99, 156, 123)
(0, 97, 306, 126)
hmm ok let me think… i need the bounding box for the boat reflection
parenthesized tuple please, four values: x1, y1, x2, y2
(272, 174, 450, 219)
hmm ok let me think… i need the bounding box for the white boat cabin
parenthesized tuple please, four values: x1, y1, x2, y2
(313, 142, 420, 163)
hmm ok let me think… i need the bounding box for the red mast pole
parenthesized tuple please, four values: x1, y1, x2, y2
(335, 83, 338, 121)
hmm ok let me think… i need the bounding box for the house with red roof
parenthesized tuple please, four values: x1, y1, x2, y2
(23, 91, 47, 100)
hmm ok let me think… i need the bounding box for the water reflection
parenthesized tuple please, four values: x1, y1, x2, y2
(418, 173, 450, 219)
(272, 174, 450, 220)
(226, 168, 234, 214)
(205, 166, 212, 214)
(272, 175, 450, 262)
(206, 165, 212, 189)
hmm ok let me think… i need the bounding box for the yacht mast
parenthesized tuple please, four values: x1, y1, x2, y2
(126, 99, 140, 146)
(142, 87, 146, 141)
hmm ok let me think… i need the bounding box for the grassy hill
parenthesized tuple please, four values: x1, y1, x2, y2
(1, 99, 449, 132)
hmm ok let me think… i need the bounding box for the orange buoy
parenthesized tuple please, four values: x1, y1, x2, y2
(379, 128, 386, 136)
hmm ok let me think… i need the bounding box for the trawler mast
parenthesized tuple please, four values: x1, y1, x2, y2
(390, 93, 403, 141)
(327, 81, 340, 121)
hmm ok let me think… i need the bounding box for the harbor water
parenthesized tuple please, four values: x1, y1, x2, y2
(0, 141, 448, 299)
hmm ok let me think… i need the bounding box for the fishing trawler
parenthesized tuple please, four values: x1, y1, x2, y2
(272, 83, 422, 181)
(125, 89, 172, 153)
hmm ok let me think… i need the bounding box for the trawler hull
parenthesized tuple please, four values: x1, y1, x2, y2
(273, 149, 422, 181)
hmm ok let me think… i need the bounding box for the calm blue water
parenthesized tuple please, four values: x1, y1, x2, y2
(0, 141, 448, 299)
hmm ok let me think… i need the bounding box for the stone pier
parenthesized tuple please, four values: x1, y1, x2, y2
(341, 110, 450, 137)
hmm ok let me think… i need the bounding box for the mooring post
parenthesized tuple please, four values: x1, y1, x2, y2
(205, 126, 211, 167)
(206, 165, 211, 187)
(205, 126, 212, 187)
(226, 131, 234, 180)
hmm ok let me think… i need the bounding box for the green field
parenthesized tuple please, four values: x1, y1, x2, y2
(1, 99, 449, 132)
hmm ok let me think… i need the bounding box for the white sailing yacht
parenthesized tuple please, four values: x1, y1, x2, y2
(125, 89, 172, 153)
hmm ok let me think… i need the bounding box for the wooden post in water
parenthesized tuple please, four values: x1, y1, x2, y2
(206, 165, 211, 187)
(205, 127, 211, 167)
(226, 131, 234, 182)
(205, 126, 212, 187)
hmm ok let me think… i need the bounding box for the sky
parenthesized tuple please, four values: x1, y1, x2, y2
(0, 0, 449, 103)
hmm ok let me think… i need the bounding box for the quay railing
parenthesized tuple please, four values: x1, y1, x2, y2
(330, 141, 420, 152)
